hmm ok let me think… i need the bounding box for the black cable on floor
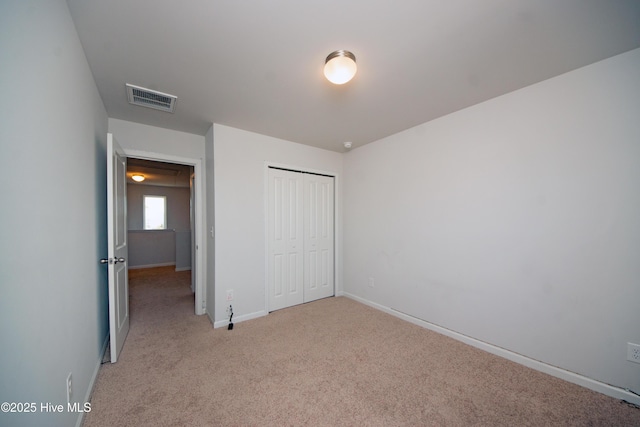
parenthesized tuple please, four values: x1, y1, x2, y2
(228, 305, 234, 330)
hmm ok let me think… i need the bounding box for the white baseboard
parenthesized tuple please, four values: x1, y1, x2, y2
(343, 292, 640, 407)
(128, 262, 175, 270)
(174, 266, 192, 272)
(75, 334, 109, 427)
(207, 310, 215, 327)
(213, 309, 267, 329)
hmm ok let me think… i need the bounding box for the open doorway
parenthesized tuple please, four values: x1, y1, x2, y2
(117, 147, 206, 318)
(126, 158, 200, 314)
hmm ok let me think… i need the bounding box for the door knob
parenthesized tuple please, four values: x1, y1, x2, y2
(100, 257, 125, 264)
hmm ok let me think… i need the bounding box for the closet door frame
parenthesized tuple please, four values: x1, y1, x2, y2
(265, 162, 337, 313)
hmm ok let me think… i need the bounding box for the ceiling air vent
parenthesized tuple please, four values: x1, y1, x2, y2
(126, 83, 177, 113)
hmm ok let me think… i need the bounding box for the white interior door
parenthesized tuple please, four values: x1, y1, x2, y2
(267, 168, 334, 311)
(303, 174, 334, 303)
(268, 168, 304, 311)
(106, 133, 129, 363)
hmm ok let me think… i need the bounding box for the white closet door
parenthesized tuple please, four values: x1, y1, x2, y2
(303, 174, 334, 303)
(268, 168, 304, 311)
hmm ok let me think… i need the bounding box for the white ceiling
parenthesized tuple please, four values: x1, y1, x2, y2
(67, 0, 640, 152)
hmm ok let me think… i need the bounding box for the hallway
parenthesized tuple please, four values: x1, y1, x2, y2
(128, 266, 194, 326)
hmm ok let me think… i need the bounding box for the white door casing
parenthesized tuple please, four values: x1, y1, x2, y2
(267, 167, 334, 312)
(190, 173, 196, 293)
(107, 133, 130, 363)
(123, 149, 205, 315)
(268, 168, 304, 311)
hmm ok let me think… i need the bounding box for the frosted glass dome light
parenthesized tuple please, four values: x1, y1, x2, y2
(324, 50, 357, 85)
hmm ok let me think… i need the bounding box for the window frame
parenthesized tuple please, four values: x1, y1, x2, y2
(143, 195, 167, 230)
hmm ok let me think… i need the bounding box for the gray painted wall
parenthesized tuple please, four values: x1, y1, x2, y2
(127, 184, 191, 231)
(343, 48, 640, 395)
(127, 184, 191, 268)
(108, 118, 206, 160)
(212, 125, 344, 324)
(0, 1, 109, 426)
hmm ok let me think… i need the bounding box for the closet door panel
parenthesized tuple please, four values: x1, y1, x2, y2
(304, 174, 334, 303)
(268, 168, 304, 311)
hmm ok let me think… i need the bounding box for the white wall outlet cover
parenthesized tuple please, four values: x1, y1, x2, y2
(628, 342, 640, 364)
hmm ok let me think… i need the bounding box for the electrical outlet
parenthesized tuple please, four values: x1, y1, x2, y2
(66, 373, 73, 403)
(368, 277, 375, 288)
(628, 343, 640, 364)
(226, 289, 234, 301)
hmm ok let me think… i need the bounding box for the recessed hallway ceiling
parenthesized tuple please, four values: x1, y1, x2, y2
(127, 158, 192, 188)
(67, 0, 640, 152)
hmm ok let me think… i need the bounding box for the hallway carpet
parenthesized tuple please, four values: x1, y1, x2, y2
(83, 267, 640, 426)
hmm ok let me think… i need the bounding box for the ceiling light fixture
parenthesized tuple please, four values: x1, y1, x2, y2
(324, 50, 357, 85)
(131, 174, 145, 182)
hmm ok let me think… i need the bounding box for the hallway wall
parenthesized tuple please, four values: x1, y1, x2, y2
(0, 2, 109, 426)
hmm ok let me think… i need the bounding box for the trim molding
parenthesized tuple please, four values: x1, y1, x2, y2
(213, 309, 267, 329)
(128, 262, 175, 270)
(75, 334, 109, 427)
(343, 292, 640, 407)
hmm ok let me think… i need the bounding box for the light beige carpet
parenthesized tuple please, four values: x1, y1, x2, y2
(83, 267, 640, 426)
